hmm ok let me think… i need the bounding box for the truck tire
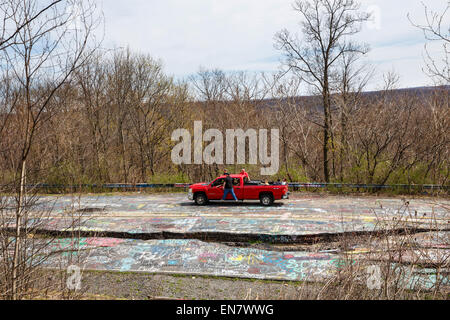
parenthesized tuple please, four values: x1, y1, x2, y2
(194, 193, 208, 205)
(259, 193, 274, 206)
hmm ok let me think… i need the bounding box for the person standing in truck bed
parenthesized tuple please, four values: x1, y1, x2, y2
(240, 169, 250, 183)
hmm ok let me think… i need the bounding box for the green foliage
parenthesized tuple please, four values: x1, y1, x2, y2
(274, 165, 309, 182)
(45, 162, 96, 185)
(147, 172, 190, 184)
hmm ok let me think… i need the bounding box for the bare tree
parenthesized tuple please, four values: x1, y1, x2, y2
(275, 0, 370, 182)
(0, 0, 63, 49)
(188, 68, 228, 181)
(266, 74, 317, 181)
(128, 54, 189, 180)
(76, 53, 112, 182)
(409, 1, 450, 84)
(0, 0, 100, 299)
(332, 50, 373, 181)
(190, 68, 227, 102)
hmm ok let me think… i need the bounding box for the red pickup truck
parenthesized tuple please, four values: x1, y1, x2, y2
(188, 174, 289, 206)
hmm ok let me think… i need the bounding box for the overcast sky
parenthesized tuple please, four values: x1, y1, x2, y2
(96, 0, 448, 90)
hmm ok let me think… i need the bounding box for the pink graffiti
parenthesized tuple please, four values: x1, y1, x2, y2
(247, 267, 261, 274)
(199, 252, 218, 259)
(87, 237, 125, 247)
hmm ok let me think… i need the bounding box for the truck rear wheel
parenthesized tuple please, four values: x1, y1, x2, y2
(194, 193, 208, 205)
(259, 193, 274, 206)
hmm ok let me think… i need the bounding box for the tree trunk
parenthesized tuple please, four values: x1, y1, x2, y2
(323, 90, 331, 183)
(12, 159, 26, 300)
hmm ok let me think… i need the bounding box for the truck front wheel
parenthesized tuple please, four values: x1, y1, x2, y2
(194, 193, 208, 205)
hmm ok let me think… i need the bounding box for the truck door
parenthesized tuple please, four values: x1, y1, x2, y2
(232, 177, 244, 200)
(208, 178, 225, 200)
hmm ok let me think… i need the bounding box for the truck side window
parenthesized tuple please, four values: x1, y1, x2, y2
(212, 178, 224, 187)
(232, 178, 240, 186)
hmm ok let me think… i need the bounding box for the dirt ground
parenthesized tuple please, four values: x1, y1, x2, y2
(39, 269, 445, 300)
(60, 270, 304, 300)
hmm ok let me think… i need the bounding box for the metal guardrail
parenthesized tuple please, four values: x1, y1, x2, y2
(287, 183, 449, 190)
(11, 182, 449, 190)
(16, 183, 191, 189)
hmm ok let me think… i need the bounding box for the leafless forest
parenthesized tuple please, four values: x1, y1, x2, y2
(0, 0, 448, 189)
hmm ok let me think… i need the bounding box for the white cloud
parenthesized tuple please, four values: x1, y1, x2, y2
(96, 0, 448, 89)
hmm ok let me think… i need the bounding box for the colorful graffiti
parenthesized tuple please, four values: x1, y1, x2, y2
(42, 238, 340, 281)
(40, 237, 448, 289)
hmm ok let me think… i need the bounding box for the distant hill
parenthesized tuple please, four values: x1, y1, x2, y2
(361, 85, 449, 98)
(257, 85, 449, 112)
